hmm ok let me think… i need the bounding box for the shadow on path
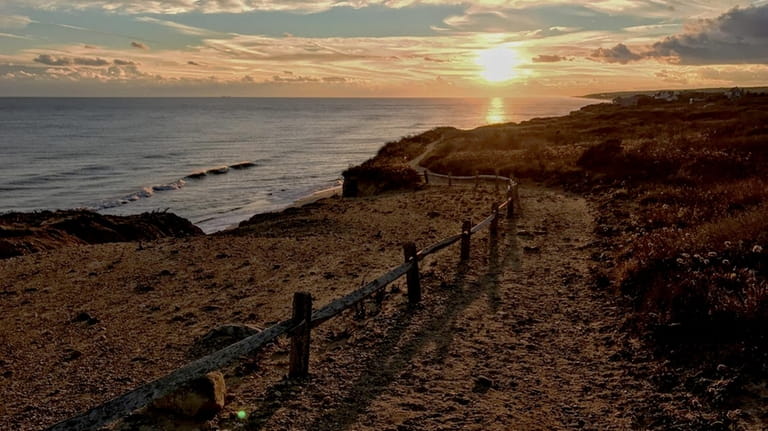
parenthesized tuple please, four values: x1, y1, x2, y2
(304, 223, 521, 430)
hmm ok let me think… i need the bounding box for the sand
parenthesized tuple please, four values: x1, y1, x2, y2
(0, 183, 731, 430)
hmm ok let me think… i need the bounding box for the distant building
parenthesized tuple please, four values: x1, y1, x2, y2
(653, 90, 679, 102)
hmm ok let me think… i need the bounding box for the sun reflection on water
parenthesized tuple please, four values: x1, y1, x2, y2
(485, 97, 507, 124)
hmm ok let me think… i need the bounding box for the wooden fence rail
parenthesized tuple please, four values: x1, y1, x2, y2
(45, 176, 520, 431)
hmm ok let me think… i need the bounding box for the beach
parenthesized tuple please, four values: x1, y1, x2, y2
(1, 184, 513, 430)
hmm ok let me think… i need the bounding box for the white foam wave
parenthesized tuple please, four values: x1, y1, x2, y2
(90, 161, 255, 211)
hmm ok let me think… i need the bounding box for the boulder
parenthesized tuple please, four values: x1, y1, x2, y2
(152, 371, 226, 420)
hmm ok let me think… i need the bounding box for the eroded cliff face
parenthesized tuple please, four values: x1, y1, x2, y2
(0, 210, 203, 258)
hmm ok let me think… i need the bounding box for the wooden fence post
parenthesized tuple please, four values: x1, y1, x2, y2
(289, 292, 312, 379)
(494, 169, 500, 192)
(507, 184, 515, 219)
(460, 220, 471, 261)
(403, 242, 421, 305)
(490, 203, 499, 237)
(423, 171, 429, 184)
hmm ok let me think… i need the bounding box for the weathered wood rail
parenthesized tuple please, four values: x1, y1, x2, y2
(45, 176, 521, 431)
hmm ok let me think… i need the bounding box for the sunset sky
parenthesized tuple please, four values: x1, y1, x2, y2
(1, 1, 767, 97)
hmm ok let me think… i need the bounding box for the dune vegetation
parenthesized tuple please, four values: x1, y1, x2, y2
(365, 92, 768, 363)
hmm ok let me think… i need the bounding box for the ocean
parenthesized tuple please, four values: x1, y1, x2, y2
(0, 97, 594, 233)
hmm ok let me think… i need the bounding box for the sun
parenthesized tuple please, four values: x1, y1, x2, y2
(475, 46, 521, 83)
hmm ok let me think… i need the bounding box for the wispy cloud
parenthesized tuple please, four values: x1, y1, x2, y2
(0, 32, 32, 40)
(135, 17, 219, 36)
(532, 54, 571, 63)
(131, 41, 149, 50)
(0, 15, 34, 29)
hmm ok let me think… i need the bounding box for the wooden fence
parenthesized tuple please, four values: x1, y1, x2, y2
(45, 177, 521, 431)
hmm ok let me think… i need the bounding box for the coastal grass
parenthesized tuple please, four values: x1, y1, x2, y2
(367, 92, 768, 353)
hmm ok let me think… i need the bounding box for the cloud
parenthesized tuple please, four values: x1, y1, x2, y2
(3, 59, 152, 83)
(4, 0, 749, 17)
(442, 9, 538, 33)
(590, 43, 643, 64)
(0, 15, 33, 29)
(33, 54, 69, 66)
(271, 73, 319, 83)
(188, 61, 201, 66)
(0, 32, 32, 40)
(104, 63, 147, 79)
(113, 59, 136, 65)
(654, 69, 689, 84)
(437, 4, 661, 34)
(3, 0, 346, 14)
(697, 66, 768, 83)
(131, 41, 149, 50)
(136, 17, 217, 36)
(528, 26, 581, 38)
(34, 54, 112, 66)
(322, 76, 347, 82)
(645, 4, 768, 64)
(531, 54, 571, 63)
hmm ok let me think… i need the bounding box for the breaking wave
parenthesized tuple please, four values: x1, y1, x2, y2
(184, 161, 256, 180)
(91, 161, 257, 210)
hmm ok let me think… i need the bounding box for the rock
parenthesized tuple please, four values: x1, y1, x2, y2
(62, 349, 82, 362)
(473, 375, 494, 393)
(0, 210, 202, 259)
(189, 324, 264, 358)
(72, 311, 99, 325)
(135, 284, 154, 293)
(152, 372, 226, 420)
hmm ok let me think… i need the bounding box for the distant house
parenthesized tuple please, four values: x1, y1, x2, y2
(653, 90, 679, 102)
(726, 87, 745, 100)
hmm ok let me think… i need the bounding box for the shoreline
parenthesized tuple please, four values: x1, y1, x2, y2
(217, 184, 343, 232)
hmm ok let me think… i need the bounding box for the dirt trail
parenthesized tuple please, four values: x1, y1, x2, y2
(212, 185, 655, 431)
(408, 139, 440, 173)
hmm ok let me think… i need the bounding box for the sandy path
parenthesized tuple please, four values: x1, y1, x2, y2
(408, 139, 440, 173)
(206, 185, 655, 431)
